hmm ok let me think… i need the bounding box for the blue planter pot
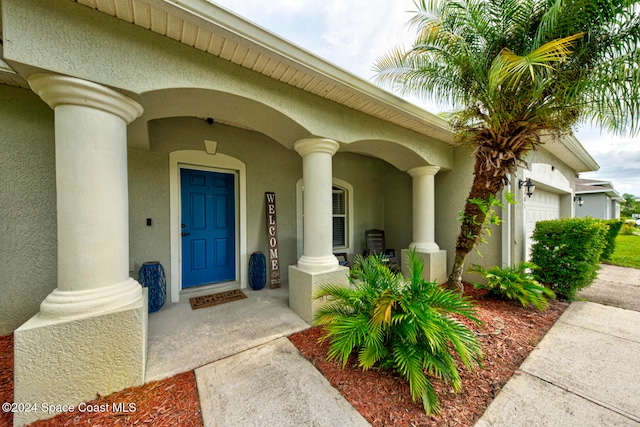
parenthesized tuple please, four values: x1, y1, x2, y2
(138, 261, 167, 313)
(249, 251, 267, 290)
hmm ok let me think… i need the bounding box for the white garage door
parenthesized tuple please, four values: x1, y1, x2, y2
(525, 189, 560, 260)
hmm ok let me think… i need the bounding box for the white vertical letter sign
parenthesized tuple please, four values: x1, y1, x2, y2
(265, 192, 281, 288)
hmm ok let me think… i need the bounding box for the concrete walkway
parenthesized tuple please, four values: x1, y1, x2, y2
(146, 285, 369, 426)
(577, 264, 640, 311)
(148, 265, 640, 426)
(475, 265, 640, 427)
(195, 338, 370, 426)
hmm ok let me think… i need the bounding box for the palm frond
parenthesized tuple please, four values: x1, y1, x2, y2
(391, 341, 432, 409)
(488, 32, 584, 92)
(314, 251, 482, 415)
(469, 262, 555, 310)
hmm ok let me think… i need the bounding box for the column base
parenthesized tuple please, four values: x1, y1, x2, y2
(296, 255, 340, 274)
(409, 241, 440, 253)
(401, 249, 447, 284)
(13, 290, 148, 426)
(40, 277, 144, 320)
(288, 265, 349, 323)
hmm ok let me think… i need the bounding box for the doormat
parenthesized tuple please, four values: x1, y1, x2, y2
(189, 289, 247, 310)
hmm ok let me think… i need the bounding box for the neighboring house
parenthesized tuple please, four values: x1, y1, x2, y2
(0, 0, 598, 424)
(575, 178, 624, 219)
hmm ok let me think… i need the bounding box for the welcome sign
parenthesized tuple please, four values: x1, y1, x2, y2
(265, 192, 281, 288)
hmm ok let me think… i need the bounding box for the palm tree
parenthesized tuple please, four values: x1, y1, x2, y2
(374, 0, 640, 292)
(314, 252, 482, 415)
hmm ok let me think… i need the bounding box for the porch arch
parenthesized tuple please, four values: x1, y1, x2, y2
(340, 138, 444, 172)
(129, 88, 311, 150)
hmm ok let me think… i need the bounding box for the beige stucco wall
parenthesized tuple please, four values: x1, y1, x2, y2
(0, 85, 57, 335)
(382, 164, 414, 253)
(436, 146, 502, 283)
(128, 117, 413, 292)
(333, 153, 413, 256)
(1, 0, 586, 331)
(0, 0, 429, 331)
(129, 117, 301, 285)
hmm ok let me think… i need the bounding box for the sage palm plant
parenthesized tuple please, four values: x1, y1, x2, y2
(375, 0, 640, 292)
(469, 262, 555, 310)
(314, 252, 483, 415)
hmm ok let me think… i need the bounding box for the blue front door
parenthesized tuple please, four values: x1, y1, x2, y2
(181, 168, 236, 288)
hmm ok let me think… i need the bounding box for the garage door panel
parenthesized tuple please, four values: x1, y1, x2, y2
(525, 189, 560, 260)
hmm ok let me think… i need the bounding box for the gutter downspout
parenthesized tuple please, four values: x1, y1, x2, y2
(501, 179, 512, 268)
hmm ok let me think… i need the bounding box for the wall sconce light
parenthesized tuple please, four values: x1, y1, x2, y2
(574, 195, 584, 207)
(519, 178, 535, 198)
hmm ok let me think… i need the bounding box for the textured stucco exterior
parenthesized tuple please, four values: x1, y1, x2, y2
(14, 298, 147, 426)
(1, 0, 444, 332)
(435, 146, 503, 282)
(0, 0, 593, 329)
(288, 266, 350, 323)
(128, 117, 415, 291)
(0, 85, 57, 335)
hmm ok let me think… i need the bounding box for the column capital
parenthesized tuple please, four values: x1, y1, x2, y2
(408, 165, 441, 177)
(294, 137, 340, 157)
(28, 73, 143, 124)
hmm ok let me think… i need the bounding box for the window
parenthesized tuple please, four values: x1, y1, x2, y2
(332, 186, 347, 248)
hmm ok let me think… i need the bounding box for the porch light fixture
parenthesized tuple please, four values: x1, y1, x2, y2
(519, 178, 535, 198)
(574, 195, 584, 207)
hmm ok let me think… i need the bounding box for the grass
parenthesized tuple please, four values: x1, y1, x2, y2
(608, 234, 640, 269)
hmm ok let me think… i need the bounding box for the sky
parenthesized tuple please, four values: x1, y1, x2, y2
(212, 0, 640, 197)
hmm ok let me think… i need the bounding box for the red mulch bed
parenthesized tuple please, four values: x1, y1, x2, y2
(0, 287, 567, 427)
(289, 287, 569, 426)
(0, 332, 202, 427)
(0, 335, 13, 427)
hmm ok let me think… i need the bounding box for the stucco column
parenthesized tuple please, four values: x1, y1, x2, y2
(408, 165, 441, 252)
(294, 137, 340, 273)
(29, 73, 144, 318)
(14, 74, 147, 426)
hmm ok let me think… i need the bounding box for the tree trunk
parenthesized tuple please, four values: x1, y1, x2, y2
(445, 155, 508, 292)
(447, 251, 467, 293)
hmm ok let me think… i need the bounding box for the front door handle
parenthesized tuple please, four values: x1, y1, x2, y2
(181, 232, 191, 237)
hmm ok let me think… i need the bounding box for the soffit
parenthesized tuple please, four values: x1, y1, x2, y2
(540, 134, 599, 173)
(67, 0, 453, 144)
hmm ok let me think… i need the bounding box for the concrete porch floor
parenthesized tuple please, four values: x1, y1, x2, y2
(145, 283, 310, 382)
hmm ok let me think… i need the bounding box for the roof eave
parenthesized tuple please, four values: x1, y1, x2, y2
(151, 0, 452, 139)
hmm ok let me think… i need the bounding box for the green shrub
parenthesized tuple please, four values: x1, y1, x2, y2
(468, 262, 555, 310)
(614, 221, 635, 236)
(620, 223, 636, 235)
(531, 217, 608, 299)
(600, 219, 624, 261)
(314, 252, 483, 416)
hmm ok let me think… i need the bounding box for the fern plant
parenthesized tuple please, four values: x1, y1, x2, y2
(314, 252, 483, 416)
(469, 262, 555, 310)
